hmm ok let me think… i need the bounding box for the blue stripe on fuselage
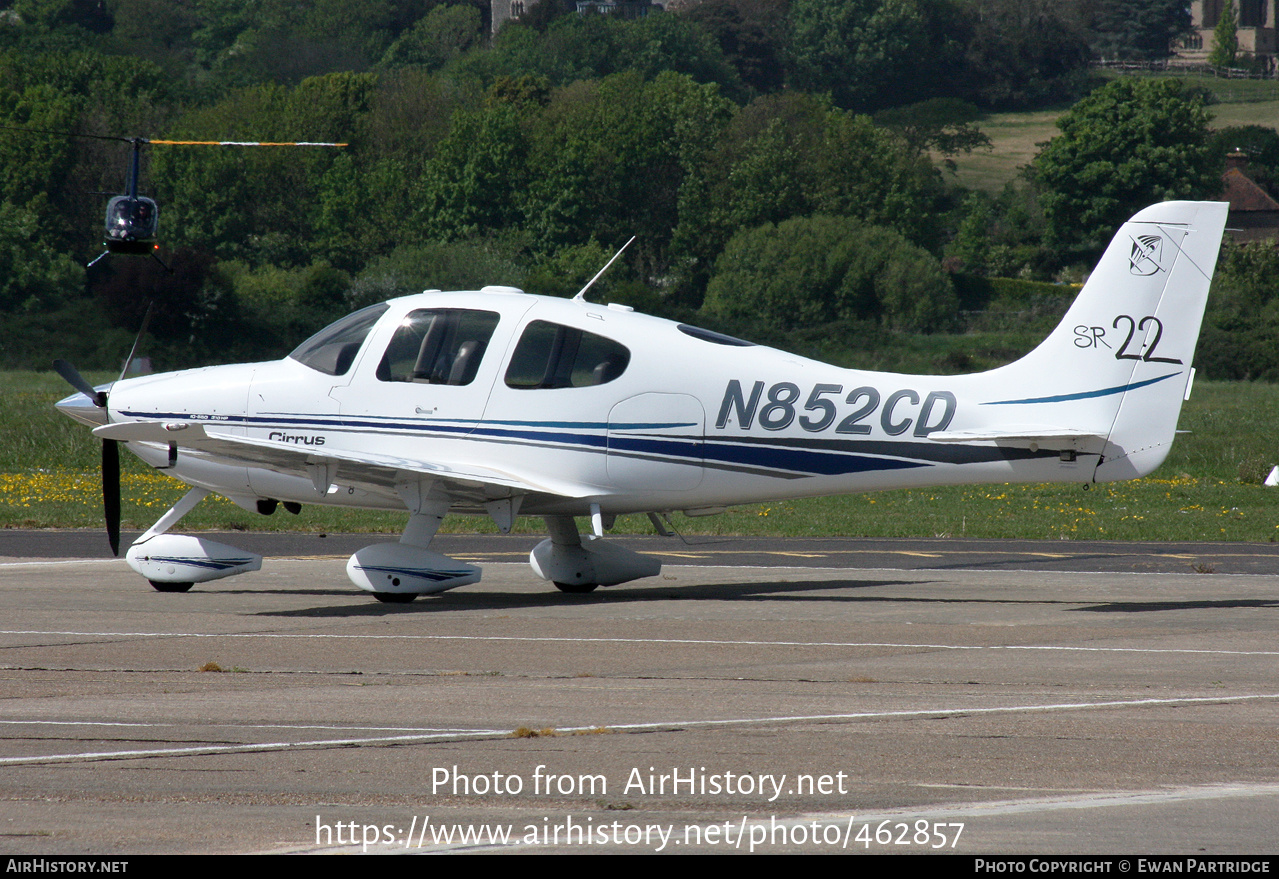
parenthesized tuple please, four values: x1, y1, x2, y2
(980, 371, 1181, 406)
(120, 411, 933, 478)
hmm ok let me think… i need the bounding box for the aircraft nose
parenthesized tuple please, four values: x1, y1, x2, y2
(55, 389, 110, 427)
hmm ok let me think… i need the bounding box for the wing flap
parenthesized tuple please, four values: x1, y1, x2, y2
(928, 426, 1108, 450)
(208, 429, 594, 498)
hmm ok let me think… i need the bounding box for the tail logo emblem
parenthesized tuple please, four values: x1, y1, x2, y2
(1129, 234, 1163, 275)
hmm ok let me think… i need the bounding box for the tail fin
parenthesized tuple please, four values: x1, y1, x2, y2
(973, 201, 1228, 481)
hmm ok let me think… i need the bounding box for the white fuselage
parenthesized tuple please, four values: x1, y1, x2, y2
(99, 289, 1129, 519)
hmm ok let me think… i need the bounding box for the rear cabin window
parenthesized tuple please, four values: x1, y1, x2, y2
(290, 303, 389, 376)
(504, 320, 630, 389)
(376, 308, 500, 386)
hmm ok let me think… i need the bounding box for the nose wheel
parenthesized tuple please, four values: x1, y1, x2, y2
(149, 580, 194, 593)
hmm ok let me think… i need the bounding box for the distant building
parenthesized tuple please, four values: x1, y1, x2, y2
(1183, 1, 1278, 67)
(1220, 150, 1279, 241)
(577, 1, 656, 18)
(491, 0, 662, 35)
(491, 0, 532, 35)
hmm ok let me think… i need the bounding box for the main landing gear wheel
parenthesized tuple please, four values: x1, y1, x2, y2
(554, 581, 599, 594)
(149, 580, 193, 593)
(372, 592, 417, 604)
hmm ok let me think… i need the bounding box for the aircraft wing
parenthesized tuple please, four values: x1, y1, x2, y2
(92, 420, 596, 501)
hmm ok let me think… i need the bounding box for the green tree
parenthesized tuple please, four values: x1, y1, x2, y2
(952, 0, 1090, 108)
(521, 71, 734, 276)
(523, 240, 622, 299)
(874, 98, 991, 164)
(92, 248, 244, 367)
(350, 240, 526, 306)
(687, 94, 945, 265)
(1031, 78, 1220, 252)
(0, 199, 84, 312)
(0, 48, 173, 257)
(417, 100, 531, 242)
(154, 73, 369, 265)
(1197, 240, 1279, 380)
(680, 0, 788, 93)
(1208, 0, 1239, 68)
(702, 215, 956, 332)
(944, 185, 1052, 279)
(199, 0, 406, 84)
(380, 4, 482, 70)
(786, 0, 954, 112)
(1090, 0, 1192, 60)
(465, 8, 743, 96)
(9, 0, 113, 34)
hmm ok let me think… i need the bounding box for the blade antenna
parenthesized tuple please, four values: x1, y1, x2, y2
(573, 236, 635, 303)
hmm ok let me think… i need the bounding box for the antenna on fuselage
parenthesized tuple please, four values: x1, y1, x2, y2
(572, 236, 635, 303)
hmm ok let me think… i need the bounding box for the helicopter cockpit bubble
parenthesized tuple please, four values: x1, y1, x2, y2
(104, 196, 159, 253)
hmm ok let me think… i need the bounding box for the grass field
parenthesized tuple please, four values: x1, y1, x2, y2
(4, 370, 1276, 544)
(949, 73, 1279, 193)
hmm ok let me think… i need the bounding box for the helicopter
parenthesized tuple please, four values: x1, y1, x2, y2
(0, 125, 346, 268)
(92, 136, 160, 267)
(92, 136, 349, 269)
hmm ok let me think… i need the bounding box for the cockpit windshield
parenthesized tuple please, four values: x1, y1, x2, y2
(289, 303, 389, 376)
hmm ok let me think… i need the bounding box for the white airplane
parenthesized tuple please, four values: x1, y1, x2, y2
(55, 201, 1228, 601)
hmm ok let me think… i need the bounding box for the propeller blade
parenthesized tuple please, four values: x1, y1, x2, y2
(103, 439, 121, 557)
(118, 302, 154, 383)
(53, 359, 107, 407)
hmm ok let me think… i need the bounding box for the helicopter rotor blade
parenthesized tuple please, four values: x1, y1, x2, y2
(147, 140, 347, 147)
(0, 123, 132, 143)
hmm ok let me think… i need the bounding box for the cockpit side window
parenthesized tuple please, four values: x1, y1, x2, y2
(376, 308, 501, 386)
(504, 320, 630, 389)
(289, 303, 389, 376)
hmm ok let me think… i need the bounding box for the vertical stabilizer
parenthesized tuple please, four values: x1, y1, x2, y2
(1092, 202, 1227, 478)
(969, 201, 1228, 481)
